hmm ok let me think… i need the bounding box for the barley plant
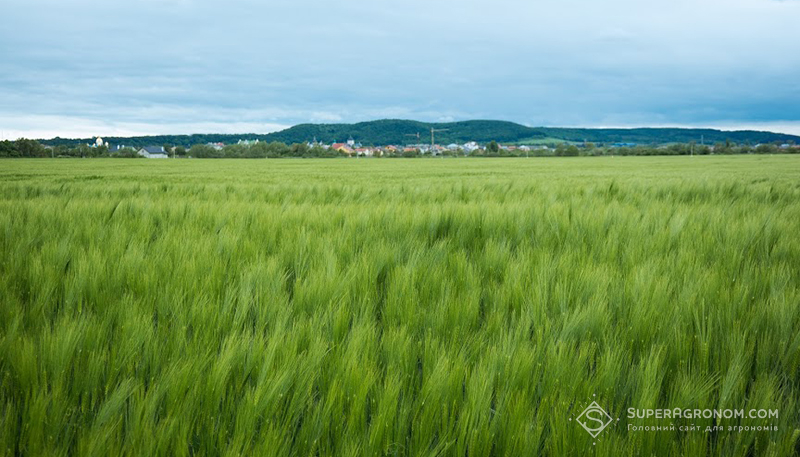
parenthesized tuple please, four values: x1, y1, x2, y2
(1, 156, 799, 456)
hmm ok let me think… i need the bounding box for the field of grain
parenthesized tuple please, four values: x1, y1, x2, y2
(1, 157, 799, 456)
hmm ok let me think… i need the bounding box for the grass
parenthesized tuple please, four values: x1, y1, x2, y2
(1, 156, 799, 456)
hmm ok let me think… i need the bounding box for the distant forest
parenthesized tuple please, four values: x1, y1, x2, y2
(35, 119, 800, 149)
(3, 138, 798, 159)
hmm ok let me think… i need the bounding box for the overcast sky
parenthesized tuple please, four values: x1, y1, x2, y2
(2, 0, 799, 139)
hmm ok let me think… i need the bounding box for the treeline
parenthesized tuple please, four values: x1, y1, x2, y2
(2, 138, 798, 159)
(183, 142, 797, 158)
(37, 119, 800, 149)
(536, 127, 800, 145)
(539, 142, 798, 157)
(0, 140, 140, 158)
(0, 140, 341, 159)
(186, 142, 341, 158)
(41, 134, 259, 150)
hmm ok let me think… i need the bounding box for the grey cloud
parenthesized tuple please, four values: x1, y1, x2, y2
(1, 0, 799, 138)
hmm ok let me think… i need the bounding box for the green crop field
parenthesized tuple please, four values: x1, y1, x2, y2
(1, 157, 799, 456)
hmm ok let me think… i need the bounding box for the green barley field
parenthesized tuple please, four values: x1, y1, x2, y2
(1, 156, 799, 456)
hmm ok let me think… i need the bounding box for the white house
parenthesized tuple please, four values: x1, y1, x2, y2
(463, 141, 480, 153)
(138, 146, 169, 159)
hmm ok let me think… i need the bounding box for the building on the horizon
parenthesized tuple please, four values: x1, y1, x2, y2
(331, 143, 354, 156)
(138, 146, 168, 159)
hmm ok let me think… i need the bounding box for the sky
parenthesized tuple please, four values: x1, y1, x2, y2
(1, 0, 799, 139)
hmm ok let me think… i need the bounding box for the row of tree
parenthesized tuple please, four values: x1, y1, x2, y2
(186, 142, 341, 158)
(1, 139, 797, 159)
(0, 141, 142, 158)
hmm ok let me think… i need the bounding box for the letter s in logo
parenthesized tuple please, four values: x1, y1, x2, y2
(576, 401, 613, 438)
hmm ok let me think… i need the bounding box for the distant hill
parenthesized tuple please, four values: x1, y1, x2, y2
(535, 127, 800, 145)
(39, 119, 800, 148)
(265, 119, 544, 145)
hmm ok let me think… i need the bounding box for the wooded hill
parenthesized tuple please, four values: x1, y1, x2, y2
(39, 119, 800, 148)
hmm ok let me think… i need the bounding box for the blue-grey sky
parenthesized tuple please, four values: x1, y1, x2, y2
(2, 0, 800, 139)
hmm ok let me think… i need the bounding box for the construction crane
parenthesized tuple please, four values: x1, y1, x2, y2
(430, 127, 448, 148)
(430, 127, 448, 156)
(406, 128, 449, 155)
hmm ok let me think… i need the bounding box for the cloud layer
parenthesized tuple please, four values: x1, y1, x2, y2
(2, 0, 799, 138)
